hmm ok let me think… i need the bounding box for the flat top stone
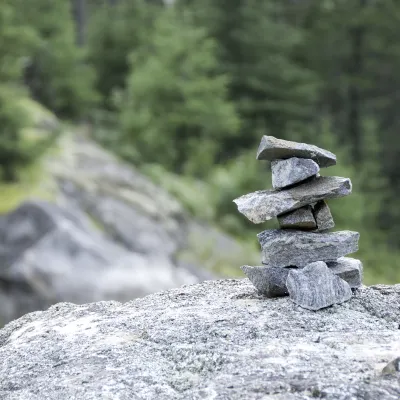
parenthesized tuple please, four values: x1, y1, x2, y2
(0, 280, 399, 400)
(257, 136, 337, 167)
(234, 176, 351, 224)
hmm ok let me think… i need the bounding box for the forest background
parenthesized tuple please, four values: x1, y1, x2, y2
(1, 0, 400, 283)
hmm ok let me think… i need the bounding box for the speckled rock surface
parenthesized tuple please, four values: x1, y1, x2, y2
(256, 135, 337, 167)
(258, 229, 359, 267)
(233, 176, 351, 224)
(286, 261, 352, 310)
(271, 157, 319, 189)
(0, 279, 399, 400)
(278, 206, 317, 230)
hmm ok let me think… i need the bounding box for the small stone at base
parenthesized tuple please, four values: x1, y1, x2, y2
(327, 257, 363, 288)
(286, 261, 352, 310)
(241, 265, 291, 297)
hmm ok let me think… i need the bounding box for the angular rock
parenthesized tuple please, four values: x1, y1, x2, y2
(0, 280, 399, 400)
(278, 206, 317, 230)
(233, 176, 351, 224)
(241, 265, 291, 297)
(271, 157, 320, 189)
(382, 357, 400, 375)
(327, 257, 363, 288)
(313, 200, 335, 231)
(286, 261, 353, 310)
(257, 135, 337, 167)
(258, 229, 359, 267)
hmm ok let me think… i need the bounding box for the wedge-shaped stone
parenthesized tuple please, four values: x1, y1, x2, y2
(241, 265, 291, 297)
(327, 257, 363, 288)
(257, 136, 337, 167)
(258, 229, 359, 267)
(271, 157, 320, 189)
(286, 261, 352, 310)
(313, 200, 335, 231)
(278, 206, 317, 230)
(233, 176, 351, 224)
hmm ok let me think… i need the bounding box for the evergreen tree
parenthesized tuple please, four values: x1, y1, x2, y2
(118, 7, 239, 176)
(87, 0, 162, 108)
(177, 0, 319, 155)
(15, 0, 97, 118)
(0, 2, 34, 181)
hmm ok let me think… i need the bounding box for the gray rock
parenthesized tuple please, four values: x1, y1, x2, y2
(233, 176, 351, 224)
(313, 200, 335, 231)
(271, 157, 320, 189)
(258, 229, 359, 267)
(0, 280, 399, 400)
(278, 206, 317, 230)
(327, 257, 363, 288)
(240, 265, 290, 297)
(382, 357, 400, 375)
(243, 261, 362, 295)
(286, 261, 353, 310)
(0, 201, 200, 325)
(257, 135, 337, 167)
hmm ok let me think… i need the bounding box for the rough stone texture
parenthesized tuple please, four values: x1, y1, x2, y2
(382, 358, 400, 375)
(313, 200, 335, 231)
(233, 176, 351, 224)
(0, 280, 399, 400)
(240, 265, 290, 297)
(257, 135, 337, 167)
(271, 157, 320, 189)
(0, 201, 201, 325)
(243, 262, 362, 295)
(287, 261, 353, 310)
(327, 257, 363, 288)
(278, 206, 317, 230)
(258, 229, 360, 267)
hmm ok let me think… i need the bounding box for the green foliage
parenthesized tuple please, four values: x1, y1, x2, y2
(118, 8, 239, 176)
(16, 0, 97, 118)
(87, 0, 160, 108)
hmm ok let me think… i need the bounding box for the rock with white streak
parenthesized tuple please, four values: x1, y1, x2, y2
(313, 200, 335, 231)
(240, 265, 291, 297)
(257, 229, 359, 267)
(286, 261, 353, 310)
(327, 257, 363, 288)
(278, 206, 317, 230)
(271, 157, 320, 189)
(257, 135, 337, 167)
(233, 176, 351, 224)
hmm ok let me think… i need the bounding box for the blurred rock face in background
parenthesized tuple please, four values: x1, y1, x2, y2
(0, 122, 212, 325)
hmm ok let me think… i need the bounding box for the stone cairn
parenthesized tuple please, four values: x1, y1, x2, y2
(233, 135, 362, 311)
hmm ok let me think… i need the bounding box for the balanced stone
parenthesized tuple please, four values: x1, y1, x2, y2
(257, 135, 337, 168)
(271, 157, 320, 189)
(258, 229, 359, 267)
(233, 176, 351, 224)
(286, 261, 352, 310)
(313, 200, 335, 231)
(327, 257, 363, 288)
(278, 206, 317, 230)
(240, 265, 290, 297)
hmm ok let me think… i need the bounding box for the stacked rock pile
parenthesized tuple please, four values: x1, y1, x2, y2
(234, 136, 362, 310)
